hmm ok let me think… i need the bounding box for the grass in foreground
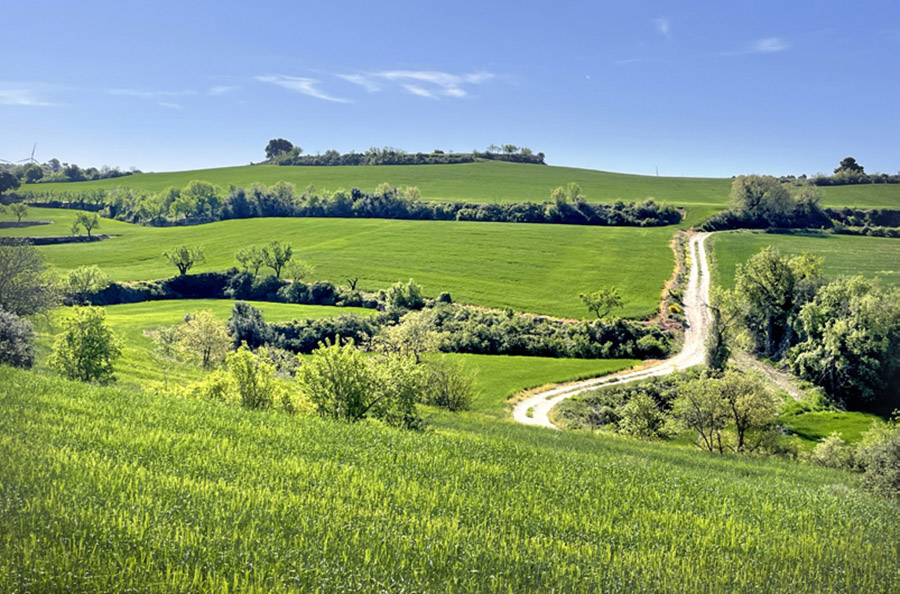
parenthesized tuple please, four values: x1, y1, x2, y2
(710, 231, 900, 289)
(2, 208, 676, 318)
(0, 367, 897, 593)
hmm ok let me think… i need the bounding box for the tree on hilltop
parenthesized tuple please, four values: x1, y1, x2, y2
(580, 287, 624, 319)
(265, 138, 294, 159)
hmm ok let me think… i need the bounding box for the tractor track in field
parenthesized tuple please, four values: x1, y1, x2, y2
(512, 232, 712, 428)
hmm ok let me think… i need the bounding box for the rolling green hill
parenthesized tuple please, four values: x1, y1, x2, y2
(1, 367, 896, 593)
(23, 161, 899, 214)
(2, 208, 676, 319)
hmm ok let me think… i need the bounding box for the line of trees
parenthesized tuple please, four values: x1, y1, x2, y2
(263, 141, 546, 166)
(25, 181, 682, 227)
(0, 159, 136, 185)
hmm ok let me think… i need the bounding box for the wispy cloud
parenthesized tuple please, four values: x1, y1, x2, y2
(256, 75, 350, 103)
(107, 88, 195, 98)
(614, 57, 642, 66)
(0, 88, 54, 106)
(157, 101, 183, 110)
(340, 69, 495, 99)
(208, 85, 238, 95)
(723, 37, 788, 56)
(752, 37, 787, 53)
(654, 17, 670, 37)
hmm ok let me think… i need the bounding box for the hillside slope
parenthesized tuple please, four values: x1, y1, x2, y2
(1, 368, 897, 593)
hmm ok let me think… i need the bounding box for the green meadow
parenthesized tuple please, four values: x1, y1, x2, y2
(32, 300, 638, 416)
(23, 161, 899, 221)
(710, 231, 900, 288)
(2, 208, 676, 319)
(1, 367, 897, 594)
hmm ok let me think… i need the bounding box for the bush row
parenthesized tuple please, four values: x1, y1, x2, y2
(25, 184, 681, 227)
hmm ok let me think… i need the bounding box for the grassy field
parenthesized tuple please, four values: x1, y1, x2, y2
(21, 162, 899, 223)
(782, 410, 884, 448)
(2, 208, 676, 319)
(34, 300, 375, 388)
(33, 301, 637, 416)
(1, 367, 896, 593)
(710, 231, 900, 288)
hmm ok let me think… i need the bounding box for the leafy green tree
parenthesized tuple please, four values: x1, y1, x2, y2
(226, 301, 272, 349)
(421, 357, 477, 412)
(285, 259, 314, 282)
(65, 265, 111, 304)
(0, 171, 20, 195)
(789, 276, 900, 405)
(730, 175, 796, 223)
(371, 354, 426, 430)
(733, 247, 822, 357)
(705, 287, 742, 370)
(179, 310, 232, 369)
(0, 239, 59, 316)
(618, 392, 669, 440)
(373, 309, 445, 363)
(265, 138, 294, 159)
(181, 180, 221, 218)
(834, 156, 865, 176)
(23, 164, 43, 183)
(580, 287, 624, 319)
(674, 377, 729, 452)
(385, 279, 425, 310)
(226, 345, 278, 410)
(718, 371, 779, 453)
(856, 417, 899, 501)
(0, 308, 35, 368)
(9, 203, 28, 222)
(234, 246, 267, 275)
(501, 144, 519, 155)
(74, 211, 101, 238)
(49, 306, 122, 384)
(163, 245, 205, 276)
(263, 240, 293, 278)
(296, 339, 380, 422)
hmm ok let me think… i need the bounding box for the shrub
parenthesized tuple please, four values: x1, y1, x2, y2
(226, 346, 277, 410)
(385, 279, 425, 310)
(809, 432, 854, 469)
(422, 357, 477, 412)
(856, 418, 900, 501)
(296, 339, 378, 422)
(49, 306, 122, 384)
(66, 265, 111, 304)
(0, 308, 35, 368)
(227, 301, 272, 349)
(618, 392, 669, 439)
(179, 310, 232, 369)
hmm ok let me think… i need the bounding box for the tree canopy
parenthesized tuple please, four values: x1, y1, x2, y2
(265, 138, 294, 159)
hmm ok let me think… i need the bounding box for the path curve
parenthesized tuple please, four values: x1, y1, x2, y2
(512, 232, 712, 428)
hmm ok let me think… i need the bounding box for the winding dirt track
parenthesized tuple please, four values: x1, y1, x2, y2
(512, 233, 712, 428)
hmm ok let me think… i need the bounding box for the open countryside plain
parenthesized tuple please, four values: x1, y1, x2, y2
(3, 207, 675, 319)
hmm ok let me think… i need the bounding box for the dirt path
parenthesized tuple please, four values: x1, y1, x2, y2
(512, 233, 712, 428)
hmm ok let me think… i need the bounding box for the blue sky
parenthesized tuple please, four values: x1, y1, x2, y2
(2, 0, 898, 177)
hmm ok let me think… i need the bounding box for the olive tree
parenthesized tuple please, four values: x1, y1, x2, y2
(74, 211, 101, 238)
(580, 287, 623, 319)
(163, 245, 205, 276)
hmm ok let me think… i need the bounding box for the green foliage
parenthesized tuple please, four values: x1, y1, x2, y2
(730, 175, 796, 222)
(74, 211, 100, 237)
(265, 138, 294, 159)
(65, 265, 111, 304)
(234, 245, 266, 274)
(579, 286, 623, 319)
(789, 276, 900, 406)
(163, 244, 205, 276)
(263, 240, 293, 278)
(2, 366, 898, 593)
(296, 339, 379, 423)
(0, 308, 34, 368)
(49, 306, 121, 384)
(373, 309, 444, 363)
(809, 432, 854, 469)
(421, 357, 477, 412)
(618, 391, 670, 439)
(226, 346, 278, 410)
(177, 309, 232, 369)
(0, 239, 58, 316)
(9, 202, 27, 221)
(226, 301, 272, 349)
(0, 171, 20, 194)
(384, 279, 425, 311)
(856, 417, 900, 500)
